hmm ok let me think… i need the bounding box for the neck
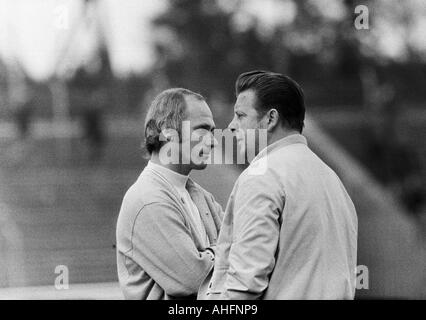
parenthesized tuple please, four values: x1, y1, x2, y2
(150, 153, 191, 176)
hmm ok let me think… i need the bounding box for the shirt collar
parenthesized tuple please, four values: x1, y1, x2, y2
(146, 161, 189, 190)
(251, 133, 307, 164)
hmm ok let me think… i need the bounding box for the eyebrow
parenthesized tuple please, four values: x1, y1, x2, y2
(193, 123, 215, 131)
(235, 110, 246, 115)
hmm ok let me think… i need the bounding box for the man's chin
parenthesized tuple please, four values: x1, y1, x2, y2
(192, 163, 208, 170)
(191, 159, 209, 170)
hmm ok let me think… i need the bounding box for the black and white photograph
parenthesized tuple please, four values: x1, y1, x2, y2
(0, 0, 425, 304)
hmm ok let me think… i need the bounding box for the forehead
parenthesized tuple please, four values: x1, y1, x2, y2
(234, 89, 258, 112)
(184, 95, 214, 127)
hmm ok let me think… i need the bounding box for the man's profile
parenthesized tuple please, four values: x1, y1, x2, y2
(116, 88, 223, 300)
(202, 71, 358, 300)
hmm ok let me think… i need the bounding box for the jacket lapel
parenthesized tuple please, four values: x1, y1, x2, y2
(186, 179, 219, 245)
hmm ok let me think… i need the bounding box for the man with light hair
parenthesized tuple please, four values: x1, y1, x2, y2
(116, 88, 223, 299)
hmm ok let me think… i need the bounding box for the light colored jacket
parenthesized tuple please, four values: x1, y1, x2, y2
(116, 165, 223, 300)
(201, 134, 358, 300)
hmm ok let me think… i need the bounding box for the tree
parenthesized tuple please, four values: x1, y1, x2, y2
(152, 0, 277, 103)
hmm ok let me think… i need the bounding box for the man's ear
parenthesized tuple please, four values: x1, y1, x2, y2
(160, 129, 179, 143)
(266, 109, 280, 132)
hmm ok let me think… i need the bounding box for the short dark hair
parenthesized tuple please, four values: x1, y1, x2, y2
(144, 88, 205, 154)
(235, 70, 305, 133)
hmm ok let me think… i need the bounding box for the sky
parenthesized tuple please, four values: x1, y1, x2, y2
(0, 0, 425, 81)
(0, 0, 167, 80)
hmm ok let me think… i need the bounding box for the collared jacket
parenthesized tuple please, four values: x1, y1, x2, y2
(116, 165, 223, 299)
(201, 134, 358, 300)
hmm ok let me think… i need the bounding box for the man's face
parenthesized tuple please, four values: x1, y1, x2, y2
(181, 95, 217, 170)
(228, 89, 266, 158)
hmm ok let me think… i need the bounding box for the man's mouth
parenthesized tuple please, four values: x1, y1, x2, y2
(234, 129, 245, 143)
(236, 136, 245, 144)
(199, 149, 210, 158)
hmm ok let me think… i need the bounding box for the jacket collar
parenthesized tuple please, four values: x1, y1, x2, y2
(251, 133, 307, 164)
(146, 160, 189, 190)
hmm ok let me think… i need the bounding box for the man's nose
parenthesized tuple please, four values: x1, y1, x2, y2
(211, 135, 219, 148)
(204, 132, 218, 149)
(228, 119, 237, 132)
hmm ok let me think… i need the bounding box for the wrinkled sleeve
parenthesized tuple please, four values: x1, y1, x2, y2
(130, 202, 215, 297)
(221, 172, 284, 300)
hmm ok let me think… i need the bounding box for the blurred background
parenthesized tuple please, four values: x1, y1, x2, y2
(0, 0, 425, 299)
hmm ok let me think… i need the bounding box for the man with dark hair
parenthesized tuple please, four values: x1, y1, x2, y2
(201, 71, 358, 300)
(235, 70, 305, 133)
(116, 88, 223, 299)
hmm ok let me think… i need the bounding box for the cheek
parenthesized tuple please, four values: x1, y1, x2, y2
(238, 118, 251, 130)
(189, 134, 211, 151)
(245, 116, 260, 129)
